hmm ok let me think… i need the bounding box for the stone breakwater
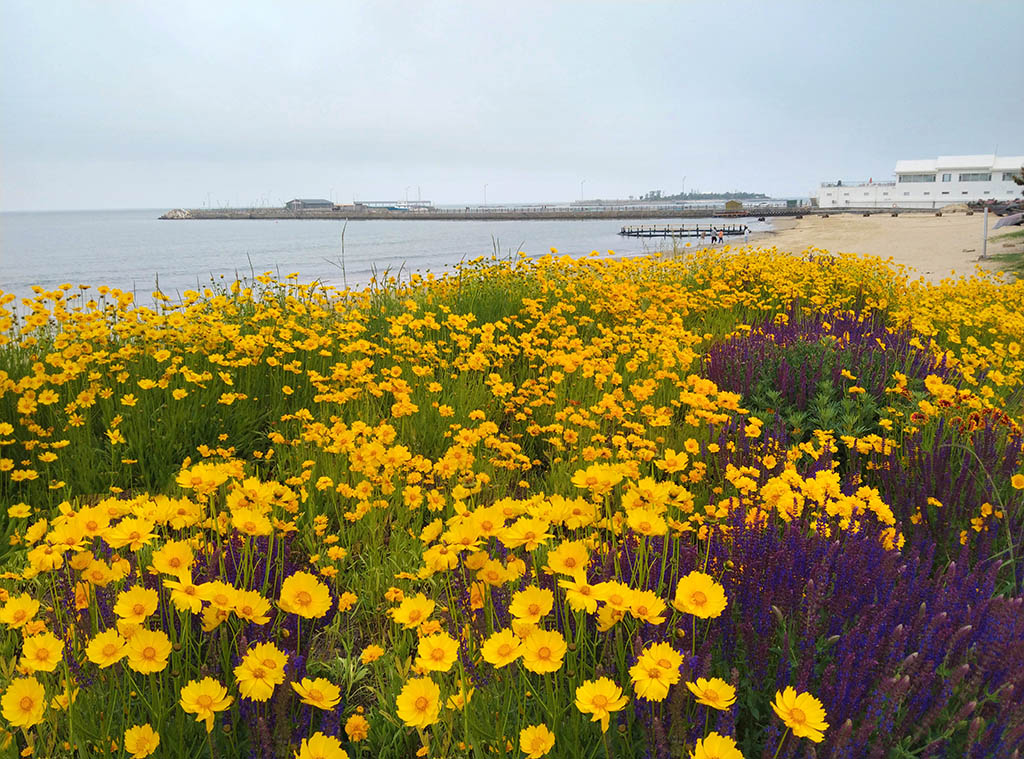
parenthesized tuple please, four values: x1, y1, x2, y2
(158, 207, 813, 221)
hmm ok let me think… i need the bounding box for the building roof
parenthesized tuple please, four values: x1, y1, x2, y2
(287, 198, 332, 204)
(895, 155, 1024, 173)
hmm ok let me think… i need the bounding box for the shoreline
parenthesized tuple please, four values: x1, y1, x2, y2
(745, 211, 1017, 284)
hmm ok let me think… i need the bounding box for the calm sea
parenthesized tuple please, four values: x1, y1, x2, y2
(0, 209, 769, 305)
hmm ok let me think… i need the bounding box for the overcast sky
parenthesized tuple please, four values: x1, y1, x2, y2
(1, 1, 1022, 211)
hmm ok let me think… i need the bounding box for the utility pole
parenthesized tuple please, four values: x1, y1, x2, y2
(982, 206, 989, 259)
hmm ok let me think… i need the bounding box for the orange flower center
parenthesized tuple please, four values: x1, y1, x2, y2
(197, 694, 213, 709)
(262, 659, 276, 670)
(658, 658, 671, 669)
(691, 591, 707, 606)
(309, 689, 323, 702)
(13, 610, 26, 622)
(85, 521, 98, 531)
(527, 603, 540, 615)
(408, 610, 422, 622)
(592, 695, 609, 709)
(244, 521, 257, 532)
(19, 696, 34, 711)
(35, 649, 49, 661)
(537, 647, 551, 660)
(169, 557, 182, 568)
(647, 668, 661, 679)
(129, 531, 141, 541)
(133, 603, 145, 615)
(296, 591, 312, 606)
(103, 644, 118, 657)
(252, 667, 266, 679)
(497, 644, 513, 656)
(705, 688, 718, 701)
(564, 557, 578, 567)
(430, 648, 445, 661)
(142, 646, 156, 660)
(414, 696, 429, 711)
(789, 707, 806, 724)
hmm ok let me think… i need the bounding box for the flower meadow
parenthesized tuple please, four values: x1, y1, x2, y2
(1, 246, 1023, 759)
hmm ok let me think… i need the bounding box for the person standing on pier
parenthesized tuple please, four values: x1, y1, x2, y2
(743, 225, 750, 244)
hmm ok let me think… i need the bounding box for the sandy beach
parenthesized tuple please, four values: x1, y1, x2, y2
(746, 210, 1022, 284)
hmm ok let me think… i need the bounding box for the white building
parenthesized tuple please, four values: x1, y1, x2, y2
(815, 154, 1023, 209)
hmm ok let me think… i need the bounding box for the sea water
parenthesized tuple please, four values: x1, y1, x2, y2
(0, 209, 769, 305)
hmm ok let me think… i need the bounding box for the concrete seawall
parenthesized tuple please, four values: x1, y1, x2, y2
(160, 207, 811, 221)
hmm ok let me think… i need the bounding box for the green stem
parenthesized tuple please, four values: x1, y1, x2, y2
(772, 727, 790, 759)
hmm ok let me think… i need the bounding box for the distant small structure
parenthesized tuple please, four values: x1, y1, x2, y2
(724, 200, 743, 211)
(285, 199, 333, 211)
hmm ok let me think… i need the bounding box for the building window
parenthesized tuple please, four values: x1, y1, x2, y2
(942, 173, 952, 182)
(904, 192, 910, 196)
(1004, 172, 1022, 181)
(898, 174, 937, 183)
(941, 191, 949, 195)
(882, 192, 889, 196)
(924, 192, 930, 196)
(962, 191, 969, 195)
(959, 173, 991, 182)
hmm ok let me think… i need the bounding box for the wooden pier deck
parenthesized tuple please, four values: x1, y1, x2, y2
(618, 224, 748, 238)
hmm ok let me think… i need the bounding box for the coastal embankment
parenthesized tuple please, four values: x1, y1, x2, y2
(161, 206, 816, 222)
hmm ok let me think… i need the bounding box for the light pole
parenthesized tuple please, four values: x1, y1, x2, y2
(580, 179, 586, 202)
(483, 184, 488, 206)
(405, 186, 410, 204)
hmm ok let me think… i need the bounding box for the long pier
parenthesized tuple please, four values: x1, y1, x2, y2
(619, 224, 748, 238)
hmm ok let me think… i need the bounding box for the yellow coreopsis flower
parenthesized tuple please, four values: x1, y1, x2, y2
(179, 677, 233, 732)
(360, 644, 385, 664)
(520, 628, 566, 674)
(391, 593, 435, 629)
(344, 713, 370, 742)
(86, 629, 128, 668)
(575, 677, 628, 733)
(691, 731, 744, 759)
(414, 631, 459, 673)
(231, 507, 272, 536)
(481, 629, 523, 668)
(558, 573, 599, 614)
(234, 642, 288, 701)
(0, 594, 40, 629)
(686, 677, 736, 711)
(104, 517, 157, 551)
(395, 677, 441, 729)
(125, 629, 172, 674)
(291, 677, 342, 710)
(509, 586, 554, 623)
(519, 723, 556, 758)
(150, 539, 193, 576)
(278, 571, 332, 618)
(1, 676, 46, 728)
(772, 687, 829, 743)
(123, 723, 160, 758)
(295, 732, 349, 759)
(113, 586, 159, 624)
(233, 589, 272, 625)
(21, 631, 64, 673)
(164, 572, 204, 614)
(542, 540, 590, 575)
(672, 571, 728, 619)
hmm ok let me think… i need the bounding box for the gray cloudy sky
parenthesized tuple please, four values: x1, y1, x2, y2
(1, 1, 1022, 211)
